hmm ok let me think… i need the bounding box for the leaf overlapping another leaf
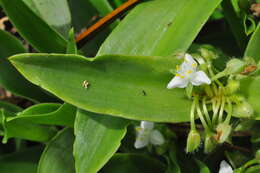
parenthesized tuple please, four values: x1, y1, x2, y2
(9, 53, 191, 122)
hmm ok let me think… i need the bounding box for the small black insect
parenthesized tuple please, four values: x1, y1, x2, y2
(142, 90, 147, 96)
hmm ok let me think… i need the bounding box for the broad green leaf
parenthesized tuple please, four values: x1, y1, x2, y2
(240, 76, 260, 119)
(0, 109, 57, 143)
(244, 24, 260, 61)
(0, 147, 42, 173)
(30, 0, 71, 37)
(98, 0, 222, 56)
(0, 101, 22, 113)
(10, 103, 76, 127)
(1, 0, 67, 53)
(0, 29, 57, 102)
(38, 128, 75, 173)
(10, 53, 192, 122)
(100, 153, 166, 173)
(73, 109, 128, 173)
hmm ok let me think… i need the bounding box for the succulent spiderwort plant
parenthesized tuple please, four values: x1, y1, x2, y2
(166, 52, 255, 153)
(134, 121, 165, 149)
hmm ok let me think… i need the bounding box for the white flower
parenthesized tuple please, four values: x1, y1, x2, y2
(134, 121, 165, 149)
(219, 160, 233, 173)
(167, 54, 211, 89)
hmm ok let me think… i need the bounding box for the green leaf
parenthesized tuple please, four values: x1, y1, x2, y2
(66, 28, 77, 54)
(10, 53, 192, 122)
(27, 0, 72, 38)
(240, 76, 260, 119)
(0, 109, 57, 143)
(89, 0, 114, 16)
(1, 0, 67, 53)
(67, 0, 112, 56)
(166, 148, 181, 173)
(0, 101, 22, 113)
(221, 0, 248, 52)
(0, 147, 42, 173)
(100, 153, 166, 173)
(243, 14, 256, 36)
(0, 29, 57, 102)
(10, 103, 76, 128)
(38, 128, 75, 173)
(244, 24, 260, 61)
(98, 0, 222, 56)
(73, 109, 128, 173)
(194, 159, 211, 173)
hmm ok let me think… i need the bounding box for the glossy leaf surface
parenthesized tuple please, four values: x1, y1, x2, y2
(1, 0, 67, 53)
(73, 109, 128, 173)
(10, 53, 192, 122)
(38, 128, 75, 173)
(98, 0, 222, 56)
(0, 29, 56, 102)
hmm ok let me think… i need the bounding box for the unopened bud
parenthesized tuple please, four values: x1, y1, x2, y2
(233, 101, 254, 118)
(225, 80, 240, 95)
(204, 132, 217, 153)
(225, 59, 246, 75)
(255, 150, 260, 161)
(186, 130, 201, 153)
(212, 59, 246, 80)
(215, 123, 232, 143)
(199, 48, 217, 60)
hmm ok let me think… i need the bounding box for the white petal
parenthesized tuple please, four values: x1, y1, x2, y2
(219, 161, 233, 173)
(180, 54, 197, 72)
(134, 129, 150, 149)
(167, 76, 189, 89)
(150, 130, 165, 146)
(141, 121, 154, 130)
(191, 71, 211, 86)
(185, 54, 197, 65)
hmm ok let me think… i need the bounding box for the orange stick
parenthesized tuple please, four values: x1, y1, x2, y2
(76, 0, 140, 44)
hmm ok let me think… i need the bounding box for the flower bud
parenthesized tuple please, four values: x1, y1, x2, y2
(255, 150, 260, 161)
(215, 123, 232, 143)
(199, 48, 217, 60)
(186, 130, 201, 153)
(204, 132, 217, 153)
(225, 80, 240, 95)
(233, 101, 254, 118)
(225, 59, 246, 75)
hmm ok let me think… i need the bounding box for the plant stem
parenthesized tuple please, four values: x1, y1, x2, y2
(196, 98, 210, 131)
(218, 96, 226, 123)
(202, 97, 212, 128)
(190, 99, 197, 131)
(224, 98, 233, 124)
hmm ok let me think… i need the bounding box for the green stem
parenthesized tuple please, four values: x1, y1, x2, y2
(202, 97, 212, 128)
(190, 99, 197, 131)
(196, 98, 210, 131)
(218, 96, 226, 123)
(224, 98, 233, 124)
(212, 97, 221, 126)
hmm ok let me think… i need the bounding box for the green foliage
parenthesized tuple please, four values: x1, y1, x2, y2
(9, 53, 192, 122)
(73, 109, 128, 173)
(0, 0, 260, 172)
